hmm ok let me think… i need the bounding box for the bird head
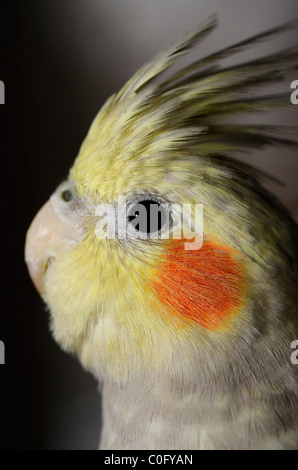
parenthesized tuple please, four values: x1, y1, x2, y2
(25, 17, 298, 390)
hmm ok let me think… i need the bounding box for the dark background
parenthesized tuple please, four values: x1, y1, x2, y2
(1, 0, 298, 450)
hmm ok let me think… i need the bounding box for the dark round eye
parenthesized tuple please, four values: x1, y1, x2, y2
(127, 199, 166, 234)
(61, 190, 73, 202)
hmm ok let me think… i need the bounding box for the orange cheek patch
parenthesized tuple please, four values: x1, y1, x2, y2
(152, 238, 245, 330)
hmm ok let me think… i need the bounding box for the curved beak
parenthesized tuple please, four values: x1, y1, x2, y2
(25, 198, 82, 294)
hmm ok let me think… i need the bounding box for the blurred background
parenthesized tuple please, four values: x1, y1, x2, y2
(1, 0, 298, 449)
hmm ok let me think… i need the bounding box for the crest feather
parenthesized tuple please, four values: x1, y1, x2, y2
(72, 17, 298, 196)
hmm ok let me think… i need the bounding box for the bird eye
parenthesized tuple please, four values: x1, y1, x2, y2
(61, 190, 73, 202)
(127, 199, 167, 235)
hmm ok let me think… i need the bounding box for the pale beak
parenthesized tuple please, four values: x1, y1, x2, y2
(25, 198, 82, 294)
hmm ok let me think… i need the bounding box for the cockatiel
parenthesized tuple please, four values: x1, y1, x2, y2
(25, 16, 298, 450)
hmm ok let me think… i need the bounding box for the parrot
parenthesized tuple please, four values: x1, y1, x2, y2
(25, 16, 298, 450)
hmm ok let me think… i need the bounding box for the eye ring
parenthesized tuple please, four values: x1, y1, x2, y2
(61, 189, 73, 202)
